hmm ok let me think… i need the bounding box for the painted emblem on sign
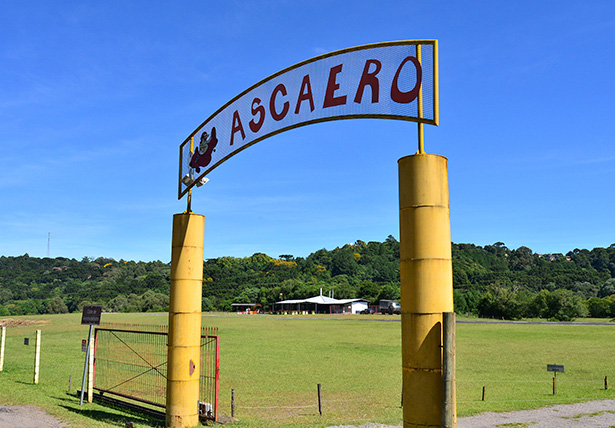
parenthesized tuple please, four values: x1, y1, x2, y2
(189, 127, 218, 173)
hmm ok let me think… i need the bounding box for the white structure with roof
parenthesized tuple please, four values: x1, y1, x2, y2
(275, 292, 369, 314)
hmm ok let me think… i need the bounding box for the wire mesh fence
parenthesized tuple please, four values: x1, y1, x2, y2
(94, 323, 219, 420)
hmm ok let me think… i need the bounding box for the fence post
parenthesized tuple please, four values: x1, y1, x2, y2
(442, 312, 456, 428)
(33, 329, 41, 384)
(317, 384, 322, 416)
(231, 389, 235, 418)
(0, 326, 5, 372)
(553, 376, 556, 395)
(606, 376, 609, 390)
(482, 386, 485, 401)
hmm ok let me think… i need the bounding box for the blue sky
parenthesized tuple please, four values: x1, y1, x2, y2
(1, 1, 614, 262)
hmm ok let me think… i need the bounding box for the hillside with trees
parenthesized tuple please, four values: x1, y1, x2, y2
(2, 239, 615, 321)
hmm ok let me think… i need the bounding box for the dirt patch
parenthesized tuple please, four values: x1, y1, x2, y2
(0, 405, 67, 428)
(0, 318, 49, 328)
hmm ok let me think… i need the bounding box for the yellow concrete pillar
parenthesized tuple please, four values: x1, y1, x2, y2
(399, 153, 454, 428)
(166, 213, 204, 428)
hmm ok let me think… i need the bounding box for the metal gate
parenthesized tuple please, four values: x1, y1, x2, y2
(93, 323, 219, 421)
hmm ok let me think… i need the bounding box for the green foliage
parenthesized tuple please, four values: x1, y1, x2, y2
(0, 255, 171, 315)
(533, 289, 588, 321)
(477, 285, 529, 320)
(3, 240, 615, 320)
(45, 296, 68, 314)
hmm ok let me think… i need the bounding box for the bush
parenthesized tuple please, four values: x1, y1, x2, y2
(545, 289, 588, 321)
(586, 297, 611, 318)
(46, 297, 68, 314)
(477, 286, 527, 320)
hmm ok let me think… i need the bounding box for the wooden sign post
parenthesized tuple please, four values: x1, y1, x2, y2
(0, 326, 5, 372)
(547, 364, 564, 395)
(33, 330, 41, 384)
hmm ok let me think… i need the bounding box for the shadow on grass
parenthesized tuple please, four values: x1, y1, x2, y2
(59, 403, 163, 427)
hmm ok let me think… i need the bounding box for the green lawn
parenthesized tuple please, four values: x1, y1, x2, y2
(457, 321, 615, 415)
(1, 313, 615, 427)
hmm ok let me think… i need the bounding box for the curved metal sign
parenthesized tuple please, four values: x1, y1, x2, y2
(179, 40, 438, 198)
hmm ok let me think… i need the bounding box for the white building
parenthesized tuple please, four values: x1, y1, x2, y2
(275, 294, 369, 314)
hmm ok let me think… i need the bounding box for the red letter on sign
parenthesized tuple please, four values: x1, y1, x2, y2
(249, 97, 265, 133)
(295, 74, 315, 114)
(354, 59, 381, 104)
(391, 56, 422, 104)
(323, 64, 347, 108)
(270, 83, 290, 121)
(230, 110, 246, 146)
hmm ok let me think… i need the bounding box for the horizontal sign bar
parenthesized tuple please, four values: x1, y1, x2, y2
(547, 364, 564, 373)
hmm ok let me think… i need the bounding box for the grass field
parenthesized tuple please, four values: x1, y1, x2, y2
(1, 313, 615, 427)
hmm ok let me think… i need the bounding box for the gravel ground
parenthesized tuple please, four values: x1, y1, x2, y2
(3, 399, 615, 427)
(326, 399, 615, 428)
(0, 405, 67, 428)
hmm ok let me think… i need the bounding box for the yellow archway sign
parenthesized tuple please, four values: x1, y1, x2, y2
(171, 40, 454, 428)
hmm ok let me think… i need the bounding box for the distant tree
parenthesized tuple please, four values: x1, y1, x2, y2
(477, 285, 526, 320)
(330, 249, 358, 277)
(527, 290, 550, 318)
(235, 287, 259, 304)
(545, 289, 588, 321)
(377, 282, 401, 302)
(454, 288, 482, 315)
(77, 301, 93, 312)
(509, 246, 535, 271)
(570, 281, 599, 299)
(202, 297, 214, 311)
(452, 261, 469, 287)
(586, 297, 610, 318)
(107, 294, 129, 312)
(599, 279, 615, 298)
(0, 288, 12, 305)
(140, 290, 168, 312)
(125, 293, 142, 312)
(453, 290, 468, 314)
(358, 281, 380, 304)
(330, 276, 357, 299)
(46, 297, 68, 314)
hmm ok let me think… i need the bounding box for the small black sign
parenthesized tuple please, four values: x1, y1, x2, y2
(81, 305, 102, 325)
(24, 338, 29, 345)
(547, 364, 564, 373)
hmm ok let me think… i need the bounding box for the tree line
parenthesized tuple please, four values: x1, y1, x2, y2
(2, 239, 615, 321)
